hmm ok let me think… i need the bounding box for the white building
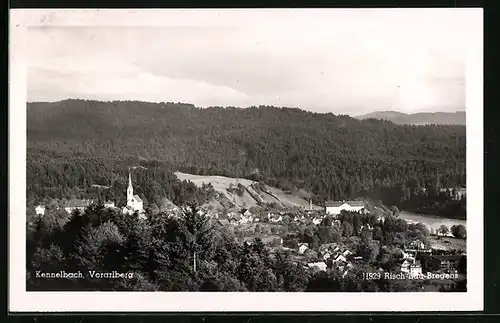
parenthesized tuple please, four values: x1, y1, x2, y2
(325, 200, 365, 215)
(35, 205, 45, 216)
(307, 262, 327, 271)
(64, 199, 94, 214)
(269, 214, 283, 223)
(401, 259, 422, 275)
(410, 263, 422, 276)
(334, 254, 347, 263)
(122, 171, 144, 215)
(342, 250, 353, 257)
(298, 243, 309, 254)
(104, 201, 115, 208)
(312, 217, 322, 225)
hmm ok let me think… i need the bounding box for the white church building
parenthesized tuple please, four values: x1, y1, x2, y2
(122, 171, 144, 215)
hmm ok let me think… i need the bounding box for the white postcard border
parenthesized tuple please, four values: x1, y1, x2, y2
(9, 9, 483, 312)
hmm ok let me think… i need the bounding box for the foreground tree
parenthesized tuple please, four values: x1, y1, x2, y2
(438, 225, 449, 236)
(451, 224, 466, 239)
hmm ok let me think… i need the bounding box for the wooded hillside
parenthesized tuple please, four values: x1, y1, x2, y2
(27, 99, 466, 215)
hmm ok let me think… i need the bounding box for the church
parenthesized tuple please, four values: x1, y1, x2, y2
(122, 170, 144, 215)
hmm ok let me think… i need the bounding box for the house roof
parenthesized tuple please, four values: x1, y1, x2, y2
(64, 199, 94, 208)
(217, 219, 230, 226)
(132, 195, 143, 203)
(325, 200, 364, 207)
(307, 262, 327, 270)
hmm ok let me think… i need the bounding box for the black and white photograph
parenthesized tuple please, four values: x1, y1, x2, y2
(9, 8, 483, 312)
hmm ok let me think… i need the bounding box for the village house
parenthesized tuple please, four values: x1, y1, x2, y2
(216, 219, 230, 227)
(321, 251, 331, 261)
(405, 240, 431, 254)
(64, 199, 95, 214)
(312, 217, 323, 225)
(262, 236, 283, 247)
(226, 212, 241, 224)
(241, 209, 252, 217)
(298, 243, 309, 254)
(434, 255, 464, 273)
(402, 250, 415, 261)
(336, 260, 350, 272)
(307, 262, 327, 272)
(324, 200, 365, 216)
(35, 205, 45, 216)
(242, 238, 254, 247)
(401, 259, 422, 275)
(439, 187, 466, 200)
(159, 198, 180, 214)
(342, 249, 353, 258)
(333, 254, 347, 263)
(331, 219, 342, 226)
(238, 209, 253, 224)
(293, 214, 306, 222)
(104, 201, 115, 208)
(269, 213, 283, 223)
(409, 240, 425, 250)
(455, 188, 467, 200)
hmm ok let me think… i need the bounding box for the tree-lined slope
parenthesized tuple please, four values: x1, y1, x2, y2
(27, 100, 466, 207)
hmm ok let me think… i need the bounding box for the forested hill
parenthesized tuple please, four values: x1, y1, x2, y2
(27, 99, 466, 208)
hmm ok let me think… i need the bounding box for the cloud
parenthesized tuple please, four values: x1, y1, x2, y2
(26, 9, 479, 114)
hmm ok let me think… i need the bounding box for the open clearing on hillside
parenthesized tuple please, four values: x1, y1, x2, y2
(174, 171, 321, 210)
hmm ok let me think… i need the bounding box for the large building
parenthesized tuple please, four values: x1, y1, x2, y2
(104, 201, 116, 208)
(64, 199, 94, 214)
(325, 200, 365, 215)
(434, 255, 464, 272)
(122, 171, 144, 215)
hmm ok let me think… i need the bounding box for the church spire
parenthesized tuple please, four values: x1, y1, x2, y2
(127, 168, 133, 201)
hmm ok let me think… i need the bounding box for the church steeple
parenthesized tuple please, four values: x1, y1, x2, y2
(127, 169, 133, 201)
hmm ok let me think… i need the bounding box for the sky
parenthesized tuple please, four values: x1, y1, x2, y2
(25, 9, 481, 115)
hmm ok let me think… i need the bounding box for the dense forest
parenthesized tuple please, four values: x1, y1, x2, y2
(26, 154, 217, 211)
(27, 204, 466, 292)
(27, 99, 466, 218)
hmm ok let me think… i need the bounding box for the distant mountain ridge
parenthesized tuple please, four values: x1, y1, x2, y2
(355, 111, 466, 125)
